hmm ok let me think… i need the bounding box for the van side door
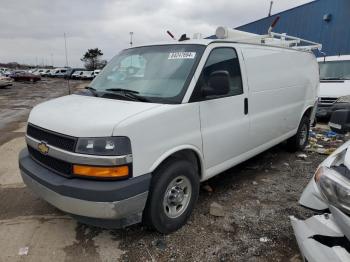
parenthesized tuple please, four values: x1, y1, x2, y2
(191, 45, 250, 177)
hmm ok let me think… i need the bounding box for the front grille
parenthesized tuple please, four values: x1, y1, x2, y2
(28, 146, 72, 177)
(319, 97, 337, 106)
(27, 124, 77, 152)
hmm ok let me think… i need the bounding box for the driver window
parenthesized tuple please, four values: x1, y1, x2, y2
(192, 47, 243, 100)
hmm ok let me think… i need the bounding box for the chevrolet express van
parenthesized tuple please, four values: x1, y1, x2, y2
(316, 55, 350, 119)
(19, 28, 319, 233)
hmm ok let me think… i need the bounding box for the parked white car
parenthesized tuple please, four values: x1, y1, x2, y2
(71, 70, 84, 79)
(51, 68, 69, 78)
(93, 69, 101, 78)
(33, 68, 46, 76)
(40, 69, 52, 77)
(19, 28, 319, 233)
(81, 70, 94, 80)
(316, 55, 350, 119)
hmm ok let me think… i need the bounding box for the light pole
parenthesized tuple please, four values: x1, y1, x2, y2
(268, 1, 274, 17)
(129, 32, 134, 47)
(64, 33, 69, 68)
(51, 53, 54, 67)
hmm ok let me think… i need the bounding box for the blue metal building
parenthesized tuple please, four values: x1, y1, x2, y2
(236, 0, 350, 57)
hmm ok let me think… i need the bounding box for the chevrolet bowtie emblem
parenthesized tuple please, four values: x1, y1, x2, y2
(38, 142, 49, 155)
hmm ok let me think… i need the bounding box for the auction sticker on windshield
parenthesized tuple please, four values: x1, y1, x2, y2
(168, 52, 196, 59)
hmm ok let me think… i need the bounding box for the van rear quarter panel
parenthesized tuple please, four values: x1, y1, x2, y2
(240, 45, 318, 147)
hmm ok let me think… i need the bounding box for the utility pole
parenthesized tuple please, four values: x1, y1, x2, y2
(268, 1, 274, 17)
(64, 33, 69, 67)
(50, 53, 54, 67)
(129, 32, 134, 47)
(63, 33, 71, 95)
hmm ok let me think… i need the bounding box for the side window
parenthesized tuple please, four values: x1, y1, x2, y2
(193, 47, 243, 100)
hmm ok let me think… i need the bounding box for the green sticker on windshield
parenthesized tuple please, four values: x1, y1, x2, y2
(168, 52, 196, 60)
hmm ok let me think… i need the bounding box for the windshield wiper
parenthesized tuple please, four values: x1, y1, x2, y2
(106, 88, 139, 94)
(84, 86, 98, 97)
(105, 88, 149, 102)
(321, 77, 346, 81)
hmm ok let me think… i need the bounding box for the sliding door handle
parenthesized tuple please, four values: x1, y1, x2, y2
(244, 98, 248, 115)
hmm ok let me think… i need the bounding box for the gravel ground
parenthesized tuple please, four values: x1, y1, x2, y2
(0, 78, 344, 261)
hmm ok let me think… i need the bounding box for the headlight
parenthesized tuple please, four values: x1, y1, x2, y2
(335, 95, 350, 104)
(315, 166, 350, 213)
(76, 137, 131, 156)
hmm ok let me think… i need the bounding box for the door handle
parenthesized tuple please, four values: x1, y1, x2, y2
(244, 98, 248, 115)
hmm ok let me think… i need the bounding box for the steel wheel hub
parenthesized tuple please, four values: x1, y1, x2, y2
(163, 176, 192, 219)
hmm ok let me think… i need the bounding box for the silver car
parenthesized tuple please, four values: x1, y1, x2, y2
(291, 111, 350, 262)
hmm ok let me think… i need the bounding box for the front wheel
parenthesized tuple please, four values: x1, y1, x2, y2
(286, 115, 310, 152)
(143, 158, 199, 234)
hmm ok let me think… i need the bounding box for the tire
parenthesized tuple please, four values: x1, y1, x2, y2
(286, 115, 310, 152)
(143, 158, 200, 234)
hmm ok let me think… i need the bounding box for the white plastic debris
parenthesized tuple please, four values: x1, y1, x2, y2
(18, 247, 29, 256)
(259, 237, 269, 243)
(297, 154, 307, 160)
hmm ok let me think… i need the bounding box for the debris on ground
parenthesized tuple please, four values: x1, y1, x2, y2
(289, 254, 302, 262)
(152, 239, 167, 251)
(307, 127, 344, 155)
(18, 247, 29, 256)
(259, 237, 270, 243)
(210, 202, 225, 217)
(297, 153, 307, 160)
(202, 184, 213, 193)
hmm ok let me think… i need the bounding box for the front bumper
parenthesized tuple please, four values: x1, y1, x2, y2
(290, 207, 350, 262)
(316, 103, 350, 119)
(19, 148, 151, 227)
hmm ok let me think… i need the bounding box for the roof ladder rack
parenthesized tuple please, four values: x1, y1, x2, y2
(215, 27, 322, 52)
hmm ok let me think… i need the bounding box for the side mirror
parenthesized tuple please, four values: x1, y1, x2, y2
(202, 70, 230, 97)
(329, 109, 350, 134)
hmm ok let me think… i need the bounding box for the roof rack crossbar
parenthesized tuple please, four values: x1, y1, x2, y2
(215, 27, 322, 52)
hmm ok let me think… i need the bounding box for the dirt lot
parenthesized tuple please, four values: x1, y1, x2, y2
(0, 78, 344, 261)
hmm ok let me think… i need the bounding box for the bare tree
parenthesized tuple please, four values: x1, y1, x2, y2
(81, 48, 105, 70)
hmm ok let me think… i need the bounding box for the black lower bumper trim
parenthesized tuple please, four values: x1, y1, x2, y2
(19, 148, 151, 202)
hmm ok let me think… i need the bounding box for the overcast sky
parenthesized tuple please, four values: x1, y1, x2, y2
(0, 0, 313, 67)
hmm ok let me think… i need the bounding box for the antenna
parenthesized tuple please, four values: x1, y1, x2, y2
(268, 16, 280, 36)
(268, 1, 274, 17)
(167, 30, 176, 40)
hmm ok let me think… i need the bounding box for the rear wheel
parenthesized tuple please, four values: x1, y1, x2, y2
(286, 115, 310, 152)
(143, 158, 199, 234)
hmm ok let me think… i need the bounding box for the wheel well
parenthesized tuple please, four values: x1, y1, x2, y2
(303, 107, 313, 119)
(154, 149, 202, 179)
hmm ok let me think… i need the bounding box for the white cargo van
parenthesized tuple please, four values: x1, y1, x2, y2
(19, 28, 320, 233)
(316, 55, 350, 118)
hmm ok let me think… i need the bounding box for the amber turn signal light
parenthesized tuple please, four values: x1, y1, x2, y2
(73, 165, 129, 178)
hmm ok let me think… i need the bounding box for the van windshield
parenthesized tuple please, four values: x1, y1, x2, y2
(90, 44, 205, 104)
(319, 60, 350, 80)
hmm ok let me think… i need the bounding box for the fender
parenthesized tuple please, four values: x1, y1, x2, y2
(300, 104, 315, 122)
(149, 144, 205, 179)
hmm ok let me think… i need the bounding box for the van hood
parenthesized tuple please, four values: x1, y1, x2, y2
(319, 80, 350, 98)
(28, 94, 162, 137)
